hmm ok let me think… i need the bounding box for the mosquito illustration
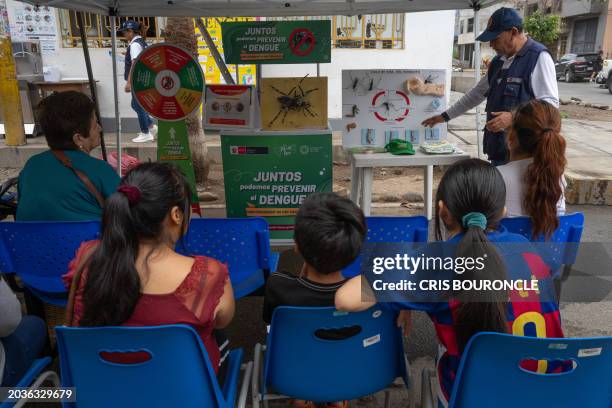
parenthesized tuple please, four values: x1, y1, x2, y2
(268, 74, 318, 127)
(344, 72, 382, 95)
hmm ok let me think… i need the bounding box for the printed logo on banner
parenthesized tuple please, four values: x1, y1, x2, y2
(229, 146, 269, 155)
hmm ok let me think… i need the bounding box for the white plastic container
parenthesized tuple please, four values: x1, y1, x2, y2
(43, 66, 60, 82)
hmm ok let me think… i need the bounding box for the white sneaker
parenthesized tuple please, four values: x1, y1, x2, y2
(132, 132, 155, 143)
(149, 124, 158, 138)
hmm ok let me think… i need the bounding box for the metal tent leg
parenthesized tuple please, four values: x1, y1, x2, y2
(473, 4, 482, 159)
(77, 11, 107, 161)
(110, 15, 122, 176)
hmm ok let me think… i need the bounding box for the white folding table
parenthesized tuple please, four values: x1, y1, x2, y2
(349, 150, 471, 220)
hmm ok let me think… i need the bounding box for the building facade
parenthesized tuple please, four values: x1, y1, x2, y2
(455, 0, 612, 66)
(455, 2, 515, 68)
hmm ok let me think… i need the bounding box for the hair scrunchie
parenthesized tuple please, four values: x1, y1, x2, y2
(462, 212, 487, 230)
(117, 185, 141, 206)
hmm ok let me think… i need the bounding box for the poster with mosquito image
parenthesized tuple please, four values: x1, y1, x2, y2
(260, 76, 328, 130)
(341, 69, 447, 149)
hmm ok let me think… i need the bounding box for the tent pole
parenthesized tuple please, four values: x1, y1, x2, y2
(195, 18, 235, 85)
(110, 15, 122, 176)
(473, 4, 482, 159)
(256, 63, 262, 127)
(77, 11, 107, 161)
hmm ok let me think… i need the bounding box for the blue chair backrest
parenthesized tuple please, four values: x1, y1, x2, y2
(0, 235, 13, 274)
(343, 216, 429, 277)
(500, 212, 585, 266)
(264, 306, 408, 402)
(0, 221, 100, 294)
(56, 325, 226, 408)
(449, 332, 612, 408)
(177, 217, 274, 298)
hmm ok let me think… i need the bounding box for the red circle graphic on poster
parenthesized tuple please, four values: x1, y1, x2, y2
(371, 90, 410, 122)
(289, 28, 315, 57)
(131, 43, 204, 121)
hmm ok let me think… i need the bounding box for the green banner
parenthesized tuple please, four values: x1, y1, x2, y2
(221, 133, 333, 240)
(157, 120, 198, 202)
(221, 20, 331, 64)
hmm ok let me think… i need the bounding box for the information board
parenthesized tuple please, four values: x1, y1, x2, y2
(221, 131, 332, 240)
(221, 20, 331, 64)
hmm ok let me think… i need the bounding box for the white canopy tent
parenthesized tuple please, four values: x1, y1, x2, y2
(18, 0, 501, 173)
(19, 0, 500, 17)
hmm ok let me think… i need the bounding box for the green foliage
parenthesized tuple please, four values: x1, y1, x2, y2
(524, 12, 561, 44)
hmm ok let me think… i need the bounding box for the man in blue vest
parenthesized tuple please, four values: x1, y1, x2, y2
(423, 7, 558, 165)
(118, 20, 157, 143)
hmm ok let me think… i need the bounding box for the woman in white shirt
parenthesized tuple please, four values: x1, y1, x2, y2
(497, 99, 567, 238)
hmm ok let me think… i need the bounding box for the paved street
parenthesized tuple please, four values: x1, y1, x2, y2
(558, 79, 612, 105)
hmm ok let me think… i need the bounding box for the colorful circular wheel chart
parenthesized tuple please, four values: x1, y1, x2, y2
(131, 43, 204, 121)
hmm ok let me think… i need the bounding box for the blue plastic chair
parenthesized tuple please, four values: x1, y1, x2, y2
(500, 212, 585, 267)
(0, 236, 13, 275)
(0, 357, 59, 408)
(252, 306, 409, 407)
(425, 332, 612, 408)
(343, 216, 429, 278)
(501, 213, 585, 300)
(0, 221, 101, 306)
(55, 325, 251, 408)
(177, 217, 280, 298)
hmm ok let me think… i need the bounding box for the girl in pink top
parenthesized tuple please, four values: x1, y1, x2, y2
(63, 162, 234, 372)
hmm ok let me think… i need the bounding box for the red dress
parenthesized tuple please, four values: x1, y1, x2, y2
(63, 240, 229, 371)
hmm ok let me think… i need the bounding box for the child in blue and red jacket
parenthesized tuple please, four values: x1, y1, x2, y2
(336, 158, 565, 407)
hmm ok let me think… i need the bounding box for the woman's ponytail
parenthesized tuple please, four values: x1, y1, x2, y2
(513, 101, 567, 238)
(80, 190, 141, 326)
(454, 212, 508, 352)
(80, 163, 192, 327)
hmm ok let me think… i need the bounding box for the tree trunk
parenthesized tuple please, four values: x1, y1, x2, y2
(164, 17, 210, 186)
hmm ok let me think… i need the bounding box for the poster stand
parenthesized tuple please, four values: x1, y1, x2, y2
(220, 127, 333, 244)
(217, 20, 334, 242)
(130, 43, 203, 213)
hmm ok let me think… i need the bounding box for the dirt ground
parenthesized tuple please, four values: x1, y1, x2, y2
(559, 103, 612, 121)
(2, 101, 602, 207)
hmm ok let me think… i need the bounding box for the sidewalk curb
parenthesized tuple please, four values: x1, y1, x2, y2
(566, 170, 612, 206)
(560, 97, 612, 111)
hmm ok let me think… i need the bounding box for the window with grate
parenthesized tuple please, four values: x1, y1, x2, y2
(59, 11, 164, 48)
(267, 14, 405, 50)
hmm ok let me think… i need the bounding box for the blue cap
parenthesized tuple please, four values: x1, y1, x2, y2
(476, 7, 523, 42)
(117, 20, 141, 33)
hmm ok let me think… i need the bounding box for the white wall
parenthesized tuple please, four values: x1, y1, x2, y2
(261, 11, 456, 119)
(7, 5, 455, 122)
(42, 48, 133, 119)
(5, 0, 136, 124)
